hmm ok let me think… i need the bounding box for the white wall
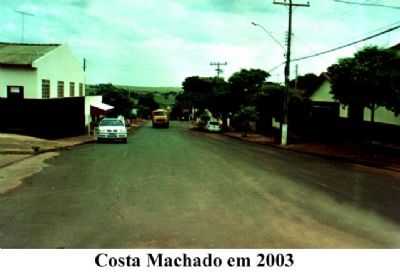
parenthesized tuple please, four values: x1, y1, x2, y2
(339, 105, 348, 118)
(364, 107, 400, 126)
(84, 95, 102, 126)
(310, 81, 335, 102)
(33, 44, 85, 99)
(311, 81, 400, 126)
(0, 67, 37, 98)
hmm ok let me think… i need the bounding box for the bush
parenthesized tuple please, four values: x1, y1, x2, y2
(233, 106, 259, 136)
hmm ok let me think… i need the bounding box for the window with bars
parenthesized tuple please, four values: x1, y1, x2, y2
(69, 82, 75, 97)
(57, 81, 64, 98)
(79, 83, 83, 96)
(42, 79, 50, 99)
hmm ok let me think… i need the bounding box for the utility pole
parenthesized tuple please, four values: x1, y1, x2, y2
(15, 10, 35, 43)
(210, 62, 228, 78)
(273, 0, 310, 145)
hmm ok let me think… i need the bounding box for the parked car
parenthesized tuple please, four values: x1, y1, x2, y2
(152, 109, 170, 128)
(96, 117, 128, 143)
(117, 115, 126, 127)
(205, 119, 222, 132)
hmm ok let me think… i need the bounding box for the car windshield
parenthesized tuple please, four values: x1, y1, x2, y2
(153, 111, 167, 116)
(99, 119, 124, 126)
(209, 122, 219, 126)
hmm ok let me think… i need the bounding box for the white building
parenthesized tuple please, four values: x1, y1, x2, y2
(0, 42, 113, 137)
(0, 42, 85, 99)
(311, 78, 400, 126)
(310, 43, 400, 126)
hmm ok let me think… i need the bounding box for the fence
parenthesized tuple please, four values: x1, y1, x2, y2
(0, 97, 85, 139)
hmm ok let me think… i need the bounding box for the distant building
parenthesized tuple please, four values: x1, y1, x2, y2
(0, 42, 85, 99)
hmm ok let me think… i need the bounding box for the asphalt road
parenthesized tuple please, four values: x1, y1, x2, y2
(1, 121, 400, 248)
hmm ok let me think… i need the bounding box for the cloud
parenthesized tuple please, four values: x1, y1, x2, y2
(1, 0, 399, 86)
(69, 0, 91, 9)
(176, 0, 274, 14)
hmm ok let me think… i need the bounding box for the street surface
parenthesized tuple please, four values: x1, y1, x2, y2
(0, 122, 400, 248)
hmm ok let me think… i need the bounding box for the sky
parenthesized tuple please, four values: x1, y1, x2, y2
(1, 0, 400, 86)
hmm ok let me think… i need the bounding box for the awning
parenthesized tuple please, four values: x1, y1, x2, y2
(90, 102, 114, 116)
(91, 102, 114, 111)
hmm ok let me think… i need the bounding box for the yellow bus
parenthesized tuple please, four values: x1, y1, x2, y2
(151, 109, 170, 128)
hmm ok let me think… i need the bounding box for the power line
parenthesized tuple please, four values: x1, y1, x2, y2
(267, 22, 400, 72)
(267, 22, 400, 79)
(268, 62, 285, 73)
(292, 23, 400, 62)
(362, 19, 400, 37)
(333, 0, 400, 9)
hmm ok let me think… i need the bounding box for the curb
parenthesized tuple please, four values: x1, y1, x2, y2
(0, 150, 34, 155)
(0, 139, 97, 155)
(0, 154, 35, 170)
(0, 139, 96, 170)
(222, 133, 400, 173)
(0, 120, 144, 157)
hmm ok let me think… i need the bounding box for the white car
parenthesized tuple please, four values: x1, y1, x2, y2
(205, 120, 222, 132)
(96, 118, 128, 143)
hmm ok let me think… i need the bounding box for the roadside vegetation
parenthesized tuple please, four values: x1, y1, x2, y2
(87, 83, 180, 119)
(174, 68, 321, 137)
(328, 46, 400, 123)
(174, 46, 400, 143)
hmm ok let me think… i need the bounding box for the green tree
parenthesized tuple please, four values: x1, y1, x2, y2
(179, 69, 270, 126)
(181, 76, 213, 110)
(90, 84, 134, 117)
(209, 77, 230, 115)
(228, 69, 270, 109)
(233, 105, 259, 137)
(328, 46, 400, 123)
(291, 73, 325, 97)
(259, 82, 285, 120)
(137, 93, 160, 118)
(178, 76, 230, 117)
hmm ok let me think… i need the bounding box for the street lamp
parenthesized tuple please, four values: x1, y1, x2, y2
(252, 21, 288, 145)
(251, 22, 286, 51)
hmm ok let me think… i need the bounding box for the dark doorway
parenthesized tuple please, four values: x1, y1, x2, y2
(7, 86, 24, 100)
(309, 102, 340, 141)
(348, 104, 364, 123)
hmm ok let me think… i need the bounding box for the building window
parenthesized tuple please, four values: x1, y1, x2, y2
(69, 82, 75, 97)
(42, 79, 50, 99)
(57, 81, 64, 98)
(79, 83, 83, 96)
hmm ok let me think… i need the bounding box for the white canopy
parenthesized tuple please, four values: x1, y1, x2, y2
(90, 102, 114, 111)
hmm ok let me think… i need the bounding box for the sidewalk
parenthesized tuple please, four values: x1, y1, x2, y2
(0, 133, 96, 155)
(224, 131, 400, 173)
(0, 133, 93, 195)
(0, 133, 96, 177)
